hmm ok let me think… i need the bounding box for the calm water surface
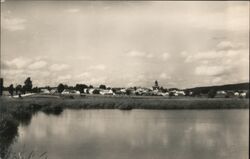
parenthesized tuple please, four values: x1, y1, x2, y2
(12, 109, 249, 159)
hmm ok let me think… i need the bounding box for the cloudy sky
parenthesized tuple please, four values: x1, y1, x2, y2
(1, 1, 249, 88)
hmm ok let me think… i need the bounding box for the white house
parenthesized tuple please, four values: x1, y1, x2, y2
(100, 89, 114, 95)
(62, 89, 80, 95)
(41, 89, 50, 94)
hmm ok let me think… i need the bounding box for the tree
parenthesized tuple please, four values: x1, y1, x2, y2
(92, 89, 100, 94)
(45, 86, 51, 91)
(208, 89, 217, 98)
(8, 84, 14, 96)
(15, 85, 22, 94)
(169, 92, 175, 97)
(57, 83, 65, 93)
(184, 90, 190, 96)
(23, 77, 33, 93)
(32, 87, 40, 93)
(126, 89, 132, 95)
(99, 85, 106, 89)
(75, 84, 88, 93)
(246, 90, 249, 98)
(89, 85, 93, 88)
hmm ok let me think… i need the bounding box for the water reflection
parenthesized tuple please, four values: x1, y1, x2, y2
(11, 109, 249, 159)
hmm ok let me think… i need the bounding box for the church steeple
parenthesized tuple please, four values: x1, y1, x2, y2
(153, 80, 159, 90)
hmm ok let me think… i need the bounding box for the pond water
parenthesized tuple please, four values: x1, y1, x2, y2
(11, 109, 248, 159)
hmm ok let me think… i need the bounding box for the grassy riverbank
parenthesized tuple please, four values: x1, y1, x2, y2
(1, 95, 249, 110)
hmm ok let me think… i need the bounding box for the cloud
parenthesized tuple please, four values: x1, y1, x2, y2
(183, 41, 247, 63)
(195, 65, 226, 76)
(5, 57, 31, 69)
(2, 69, 24, 76)
(28, 61, 47, 70)
(126, 50, 155, 59)
(146, 54, 154, 58)
(65, 8, 80, 13)
(126, 50, 146, 57)
(162, 53, 170, 61)
(186, 4, 249, 31)
(1, 16, 26, 31)
(89, 76, 107, 85)
(159, 73, 171, 79)
(49, 64, 69, 71)
(57, 75, 72, 81)
(75, 72, 90, 79)
(216, 41, 243, 51)
(89, 64, 106, 70)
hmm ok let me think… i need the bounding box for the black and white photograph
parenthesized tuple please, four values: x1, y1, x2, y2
(0, 1, 249, 159)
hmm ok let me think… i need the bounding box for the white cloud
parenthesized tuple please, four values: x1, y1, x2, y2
(65, 8, 80, 13)
(195, 65, 226, 76)
(1, 16, 26, 31)
(89, 76, 107, 85)
(76, 72, 90, 79)
(49, 64, 69, 71)
(186, 4, 249, 31)
(89, 64, 106, 70)
(162, 53, 170, 61)
(146, 54, 154, 58)
(159, 73, 171, 79)
(57, 75, 72, 81)
(183, 41, 247, 63)
(216, 41, 243, 51)
(211, 77, 222, 84)
(28, 61, 47, 70)
(180, 51, 188, 56)
(126, 50, 146, 57)
(5, 57, 31, 69)
(2, 69, 24, 76)
(126, 50, 156, 59)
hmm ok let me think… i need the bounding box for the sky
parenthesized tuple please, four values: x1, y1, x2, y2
(1, 1, 249, 88)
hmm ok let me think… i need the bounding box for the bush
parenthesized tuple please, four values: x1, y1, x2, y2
(92, 89, 100, 94)
(208, 89, 217, 98)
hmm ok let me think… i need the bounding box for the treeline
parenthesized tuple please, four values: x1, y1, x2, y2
(185, 82, 249, 95)
(186, 82, 249, 92)
(4, 77, 110, 96)
(6, 77, 34, 96)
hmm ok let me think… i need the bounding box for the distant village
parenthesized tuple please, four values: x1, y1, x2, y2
(2, 77, 249, 99)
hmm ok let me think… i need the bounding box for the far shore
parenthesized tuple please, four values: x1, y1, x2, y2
(1, 94, 249, 110)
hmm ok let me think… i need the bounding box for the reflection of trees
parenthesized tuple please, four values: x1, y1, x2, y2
(0, 114, 19, 159)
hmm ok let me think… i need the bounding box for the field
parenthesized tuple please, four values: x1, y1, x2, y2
(1, 94, 249, 110)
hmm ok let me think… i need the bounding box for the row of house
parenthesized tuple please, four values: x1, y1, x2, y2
(38, 80, 248, 98)
(40, 86, 186, 97)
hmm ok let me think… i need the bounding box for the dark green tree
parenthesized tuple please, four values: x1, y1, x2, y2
(32, 87, 40, 93)
(208, 89, 217, 98)
(15, 85, 22, 94)
(57, 83, 65, 93)
(8, 84, 14, 96)
(89, 85, 93, 88)
(246, 90, 249, 98)
(75, 84, 88, 93)
(23, 77, 33, 92)
(99, 85, 106, 89)
(92, 89, 100, 94)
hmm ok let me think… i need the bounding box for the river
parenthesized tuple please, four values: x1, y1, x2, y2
(11, 109, 249, 159)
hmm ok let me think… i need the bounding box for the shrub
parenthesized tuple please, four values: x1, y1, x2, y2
(208, 89, 217, 98)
